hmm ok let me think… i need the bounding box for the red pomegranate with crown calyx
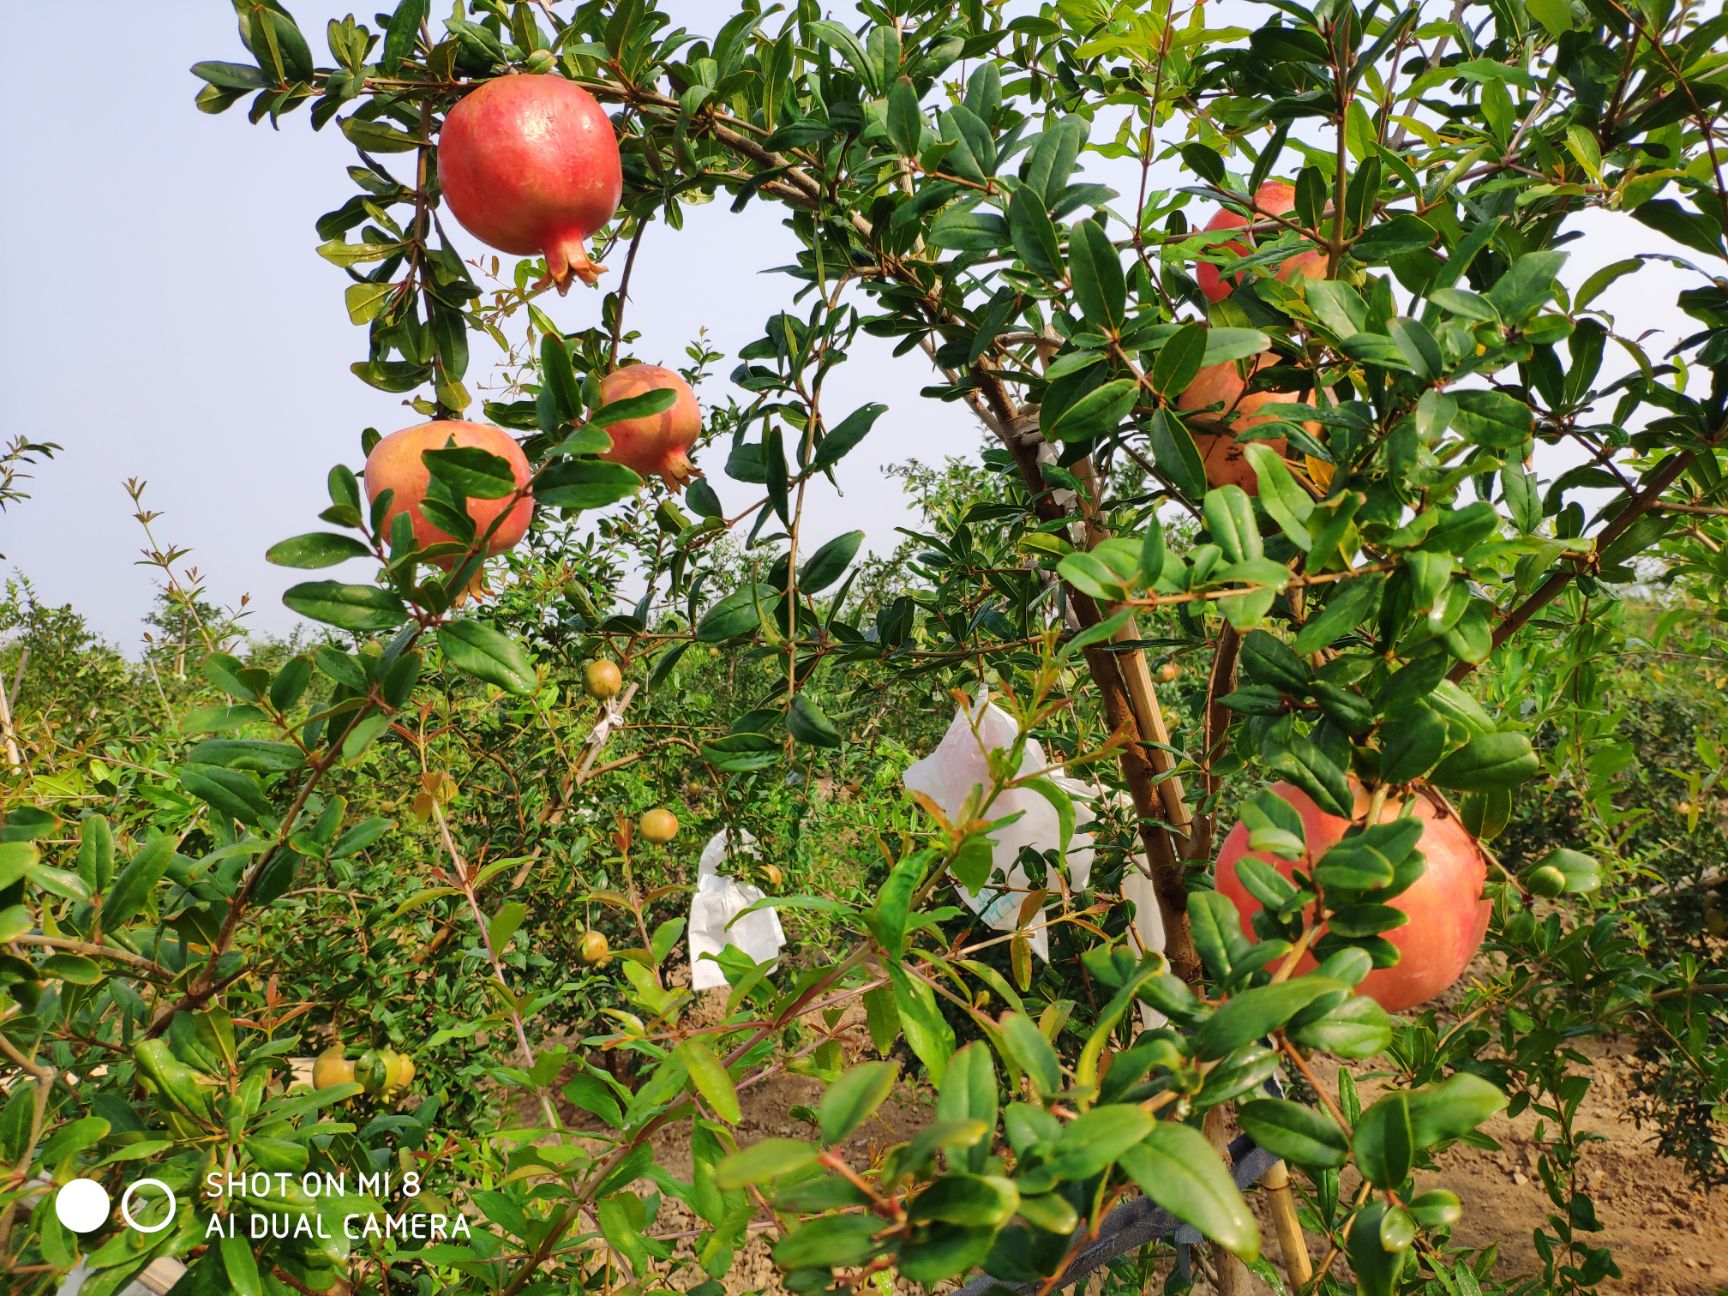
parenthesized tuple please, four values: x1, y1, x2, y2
(1194, 180, 1328, 303)
(437, 74, 622, 293)
(1214, 780, 1491, 1012)
(596, 364, 702, 492)
(363, 421, 533, 564)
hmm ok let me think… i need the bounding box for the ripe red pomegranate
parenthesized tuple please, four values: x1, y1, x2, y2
(1214, 781, 1491, 1012)
(596, 364, 702, 491)
(437, 74, 622, 293)
(1194, 180, 1327, 303)
(1176, 356, 1290, 494)
(363, 421, 533, 562)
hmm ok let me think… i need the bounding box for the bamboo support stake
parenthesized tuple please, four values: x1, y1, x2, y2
(0, 660, 21, 772)
(1263, 1158, 1314, 1287)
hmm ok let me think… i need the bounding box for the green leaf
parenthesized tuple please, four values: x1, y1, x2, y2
(265, 531, 372, 570)
(677, 1039, 741, 1124)
(1237, 1099, 1349, 1168)
(1203, 486, 1262, 564)
(1194, 978, 1345, 1061)
(533, 458, 641, 509)
(814, 403, 886, 472)
(1432, 732, 1539, 791)
(283, 581, 407, 632)
(539, 334, 582, 423)
(1008, 189, 1062, 280)
(1046, 1105, 1153, 1179)
(181, 765, 274, 827)
(1407, 1073, 1507, 1147)
(77, 817, 115, 893)
(1150, 323, 1207, 399)
(1347, 1200, 1405, 1296)
(891, 965, 954, 1084)
(907, 1174, 1019, 1227)
(218, 1234, 264, 1296)
(1150, 409, 1207, 500)
(886, 76, 922, 155)
(697, 584, 779, 643)
(773, 1214, 883, 1269)
(1057, 550, 1129, 601)
(1451, 390, 1533, 449)
(788, 696, 842, 749)
(590, 388, 676, 427)
(1201, 328, 1272, 366)
(1121, 1123, 1260, 1260)
(715, 1138, 819, 1189)
(1289, 994, 1393, 1059)
(423, 446, 518, 500)
(1528, 847, 1600, 895)
(1043, 378, 1139, 443)
(1069, 220, 1125, 332)
(1353, 1091, 1414, 1187)
(929, 207, 1007, 251)
(799, 530, 863, 593)
(819, 1062, 898, 1145)
(996, 1012, 1061, 1097)
(437, 621, 537, 695)
(192, 60, 269, 89)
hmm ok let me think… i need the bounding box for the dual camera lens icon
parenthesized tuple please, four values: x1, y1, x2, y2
(54, 1177, 177, 1235)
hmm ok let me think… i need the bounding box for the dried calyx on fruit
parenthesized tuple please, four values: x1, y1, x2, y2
(437, 74, 623, 293)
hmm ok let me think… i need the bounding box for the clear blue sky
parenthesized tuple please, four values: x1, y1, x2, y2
(0, 3, 1697, 650)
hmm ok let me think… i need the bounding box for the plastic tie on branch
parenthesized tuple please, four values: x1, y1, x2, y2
(903, 693, 1167, 1013)
(688, 829, 785, 991)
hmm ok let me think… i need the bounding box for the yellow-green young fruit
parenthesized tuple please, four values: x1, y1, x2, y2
(355, 1049, 390, 1096)
(580, 930, 611, 965)
(312, 1044, 355, 1091)
(638, 808, 679, 843)
(762, 864, 783, 889)
(584, 659, 623, 699)
(383, 1050, 415, 1092)
(1157, 662, 1181, 683)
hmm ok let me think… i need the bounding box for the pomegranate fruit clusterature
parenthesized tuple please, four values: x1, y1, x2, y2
(1214, 781, 1492, 1012)
(363, 421, 534, 562)
(597, 363, 703, 491)
(437, 74, 623, 293)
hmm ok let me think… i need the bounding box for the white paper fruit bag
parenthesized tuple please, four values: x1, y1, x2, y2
(902, 693, 1097, 961)
(688, 828, 785, 991)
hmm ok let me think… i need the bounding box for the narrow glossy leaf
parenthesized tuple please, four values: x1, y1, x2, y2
(1353, 1091, 1414, 1187)
(266, 532, 373, 568)
(819, 1061, 898, 1145)
(1237, 1099, 1349, 1168)
(1121, 1123, 1260, 1260)
(437, 621, 537, 695)
(678, 1039, 741, 1124)
(283, 581, 407, 632)
(715, 1138, 819, 1189)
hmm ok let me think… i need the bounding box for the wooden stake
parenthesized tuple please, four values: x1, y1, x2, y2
(1264, 1158, 1314, 1287)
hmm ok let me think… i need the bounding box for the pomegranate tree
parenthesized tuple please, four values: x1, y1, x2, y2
(437, 74, 623, 292)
